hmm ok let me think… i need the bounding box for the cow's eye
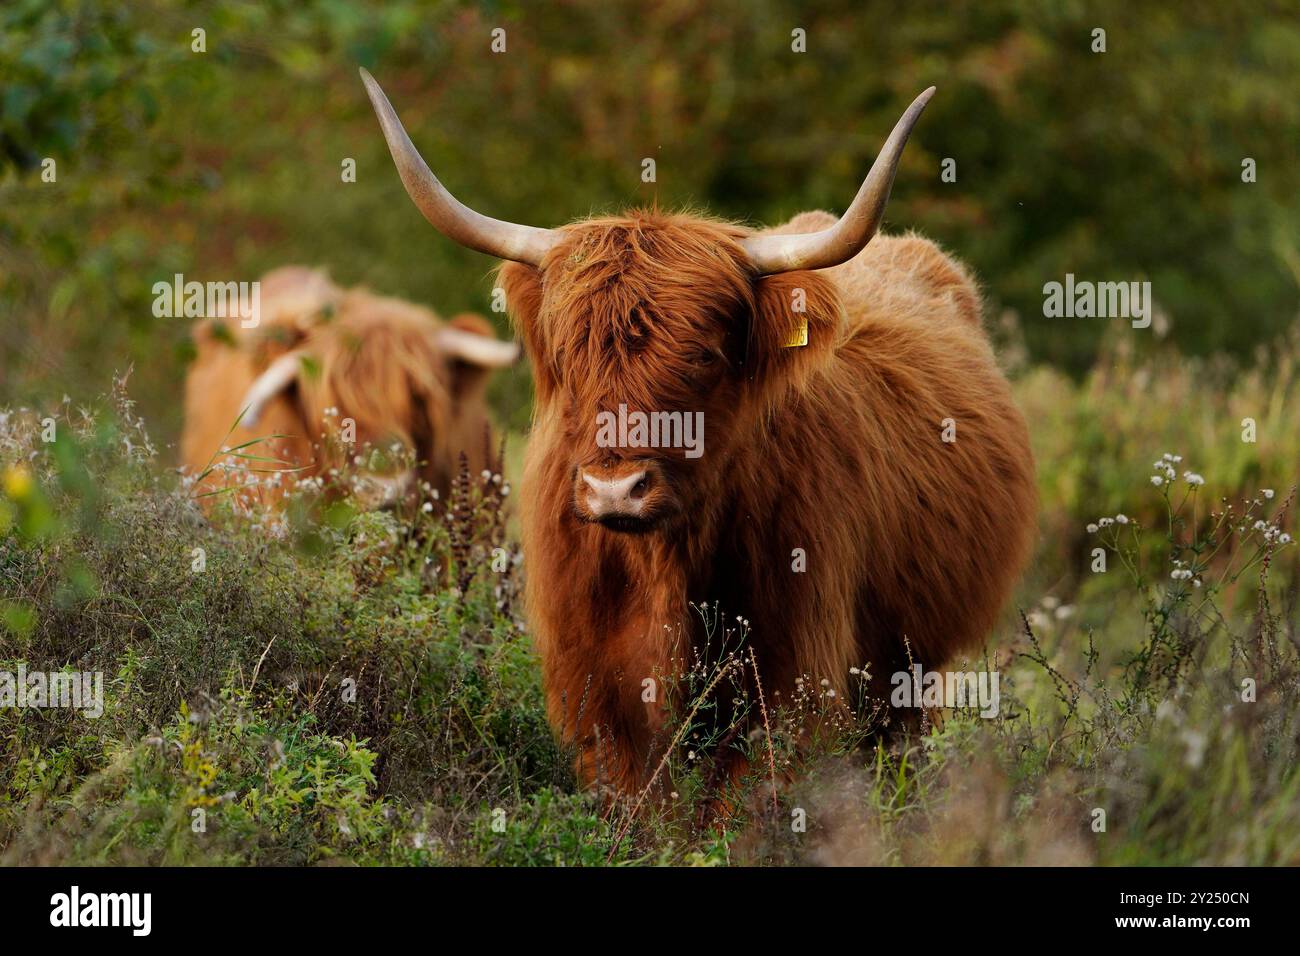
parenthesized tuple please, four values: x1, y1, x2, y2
(693, 349, 719, 367)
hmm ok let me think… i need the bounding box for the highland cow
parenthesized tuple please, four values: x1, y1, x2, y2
(362, 70, 1037, 795)
(181, 266, 518, 511)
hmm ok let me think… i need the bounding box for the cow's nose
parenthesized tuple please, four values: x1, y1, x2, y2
(581, 468, 649, 517)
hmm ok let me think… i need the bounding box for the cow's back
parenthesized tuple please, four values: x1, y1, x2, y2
(736, 214, 1035, 704)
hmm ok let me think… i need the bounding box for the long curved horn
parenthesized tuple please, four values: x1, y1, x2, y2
(359, 68, 558, 266)
(240, 352, 303, 428)
(436, 326, 521, 367)
(740, 87, 936, 275)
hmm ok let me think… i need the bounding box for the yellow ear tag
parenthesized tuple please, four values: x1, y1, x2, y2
(782, 316, 808, 348)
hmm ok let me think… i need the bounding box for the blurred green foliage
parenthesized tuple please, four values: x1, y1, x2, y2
(2, 0, 1298, 445)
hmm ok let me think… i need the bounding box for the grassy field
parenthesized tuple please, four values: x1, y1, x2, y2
(2, 321, 1297, 866)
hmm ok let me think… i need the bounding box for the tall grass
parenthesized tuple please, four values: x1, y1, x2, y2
(1, 330, 1297, 865)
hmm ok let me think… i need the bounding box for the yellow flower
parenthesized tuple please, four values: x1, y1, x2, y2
(3, 465, 33, 500)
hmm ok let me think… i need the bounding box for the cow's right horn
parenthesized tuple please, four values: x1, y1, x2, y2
(360, 68, 558, 266)
(740, 87, 936, 275)
(240, 351, 303, 428)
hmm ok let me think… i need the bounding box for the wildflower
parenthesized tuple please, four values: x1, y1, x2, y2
(1281, 534, 1293, 545)
(422, 501, 434, 513)
(849, 666, 860, 675)
(3, 464, 33, 499)
(1115, 514, 1128, 524)
(1151, 476, 1165, 486)
(1183, 472, 1204, 486)
(1086, 523, 1098, 533)
(1099, 517, 1114, 527)
(1180, 729, 1207, 769)
(1262, 488, 1275, 499)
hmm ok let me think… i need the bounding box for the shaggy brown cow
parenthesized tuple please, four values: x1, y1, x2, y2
(362, 70, 1037, 795)
(181, 266, 518, 511)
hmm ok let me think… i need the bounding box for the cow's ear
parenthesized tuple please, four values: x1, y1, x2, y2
(191, 318, 237, 353)
(747, 270, 842, 387)
(497, 262, 555, 397)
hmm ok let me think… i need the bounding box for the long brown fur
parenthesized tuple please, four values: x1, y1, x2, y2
(181, 267, 508, 510)
(498, 209, 1037, 795)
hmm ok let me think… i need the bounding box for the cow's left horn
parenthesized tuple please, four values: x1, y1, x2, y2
(740, 87, 936, 275)
(359, 68, 558, 266)
(436, 326, 521, 368)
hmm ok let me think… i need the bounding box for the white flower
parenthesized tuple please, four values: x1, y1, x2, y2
(1164, 466, 1176, 479)
(1280, 533, 1293, 545)
(1183, 472, 1204, 486)
(849, 666, 860, 675)
(1086, 523, 1099, 533)
(422, 501, 433, 513)
(1151, 476, 1165, 486)
(1262, 488, 1275, 499)
(1116, 514, 1129, 524)
(1099, 517, 1114, 527)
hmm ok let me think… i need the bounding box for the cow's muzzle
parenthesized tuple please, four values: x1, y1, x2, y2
(572, 460, 668, 532)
